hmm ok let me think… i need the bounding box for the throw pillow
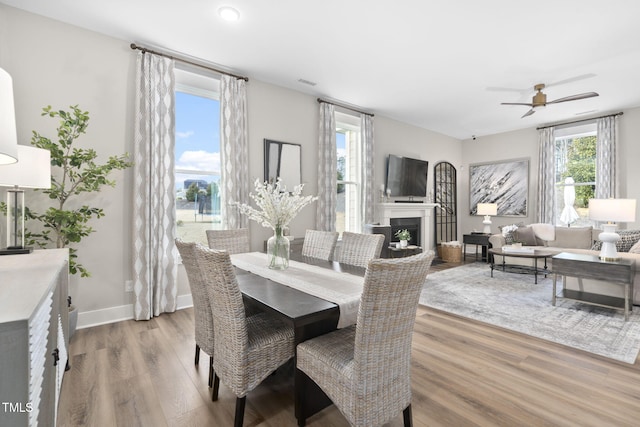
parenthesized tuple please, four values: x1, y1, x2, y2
(514, 226, 538, 246)
(499, 222, 525, 244)
(630, 239, 640, 254)
(618, 229, 640, 252)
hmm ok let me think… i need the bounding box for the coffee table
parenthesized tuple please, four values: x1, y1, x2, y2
(488, 247, 555, 284)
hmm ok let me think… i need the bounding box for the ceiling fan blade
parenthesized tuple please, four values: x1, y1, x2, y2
(545, 74, 597, 88)
(521, 109, 536, 118)
(547, 92, 599, 104)
(501, 102, 534, 106)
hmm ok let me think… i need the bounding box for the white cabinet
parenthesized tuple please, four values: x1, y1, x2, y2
(0, 249, 69, 426)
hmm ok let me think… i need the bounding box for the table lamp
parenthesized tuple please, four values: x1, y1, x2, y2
(589, 198, 637, 261)
(477, 203, 497, 234)
(0, 145, 51, 255)
(0, 67, 19, 164)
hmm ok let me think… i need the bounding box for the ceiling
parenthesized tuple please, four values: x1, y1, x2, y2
(3, 0, 640, 140)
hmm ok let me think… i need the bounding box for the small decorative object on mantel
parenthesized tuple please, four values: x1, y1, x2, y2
(237, 178, 317, 270)
(395, 229, 411, 248)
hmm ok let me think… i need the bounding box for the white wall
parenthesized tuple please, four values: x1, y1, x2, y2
(1, 5, 136, 326)
(460, 107, 640, 234)
(0, 5, 464, 327)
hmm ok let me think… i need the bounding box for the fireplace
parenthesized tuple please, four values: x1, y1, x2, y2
(376, 202, 439, 252)
(390, 217, 421, 246)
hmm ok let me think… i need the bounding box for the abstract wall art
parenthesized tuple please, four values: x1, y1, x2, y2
(469, 158, 529, 217)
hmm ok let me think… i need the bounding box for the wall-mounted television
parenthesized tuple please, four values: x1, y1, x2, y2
(385, 155, 429, 197)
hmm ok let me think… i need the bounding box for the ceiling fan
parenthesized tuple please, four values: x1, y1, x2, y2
(501, 83, 599, 118)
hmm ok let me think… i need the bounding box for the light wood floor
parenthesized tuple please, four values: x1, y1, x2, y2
(58, 260, 640, 427)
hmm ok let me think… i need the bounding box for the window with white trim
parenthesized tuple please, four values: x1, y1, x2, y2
(336, 111, 362, 236)
(553, 122, 597, 227)
(175, 67, 222, 244)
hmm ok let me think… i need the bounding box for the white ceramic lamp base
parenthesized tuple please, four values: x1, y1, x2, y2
(598, 223, 620, 261)
(482, 216, 492, 234)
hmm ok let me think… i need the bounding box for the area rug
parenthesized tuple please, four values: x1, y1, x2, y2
(419, 263, 640, 364)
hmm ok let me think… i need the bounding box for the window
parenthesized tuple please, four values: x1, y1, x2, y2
(175, 67, 222, 245)
(335, 112, 362, 236)
(553, 122, 597, 227)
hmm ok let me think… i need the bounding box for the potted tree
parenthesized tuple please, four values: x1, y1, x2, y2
(26, 105, 133, 336)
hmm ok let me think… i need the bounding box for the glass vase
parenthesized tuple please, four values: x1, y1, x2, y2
(267, 226, 290, 269)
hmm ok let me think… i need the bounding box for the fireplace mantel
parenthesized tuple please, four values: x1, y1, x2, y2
(376, 203, 440, 252)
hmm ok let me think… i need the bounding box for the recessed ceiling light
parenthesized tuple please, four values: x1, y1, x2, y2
(218, 6, 240, 22)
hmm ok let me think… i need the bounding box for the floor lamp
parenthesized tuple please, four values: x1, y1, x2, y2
(477, 203, 498, 234)
(0, 145, 51, 255)
(589, 198, 637, 261)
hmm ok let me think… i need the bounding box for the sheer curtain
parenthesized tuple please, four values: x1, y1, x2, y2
(595, 115, 618, 198)
(220, 75, 249, 229)
(360, 113, 375, 227)
(536, 127, 556, 224)
(316, 102, 336, 231)
(132, 52, 177, 320)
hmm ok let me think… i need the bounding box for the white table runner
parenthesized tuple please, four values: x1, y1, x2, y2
(230, 252, 364, 328)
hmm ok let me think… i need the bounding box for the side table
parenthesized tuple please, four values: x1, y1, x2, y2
(552, 252, 635, 321)
(463, 233, 492, 262)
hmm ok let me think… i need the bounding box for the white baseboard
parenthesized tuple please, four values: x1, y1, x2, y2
(77, 293, 194, 330)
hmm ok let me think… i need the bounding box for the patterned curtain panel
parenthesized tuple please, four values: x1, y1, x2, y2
(132, 52, 177, 320)
(316, 102, 337, 231)
(595, 115, 618, 199)
(536, 127, 556, 224)
(360, 114, 375, 228)
(220, 75, 249, 229)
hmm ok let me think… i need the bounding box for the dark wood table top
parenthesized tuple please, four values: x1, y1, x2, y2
(234, 252, 365, 344)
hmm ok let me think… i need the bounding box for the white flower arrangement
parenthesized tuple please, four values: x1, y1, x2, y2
(501, 224, 519, 237)
(237, 178, 318, 231)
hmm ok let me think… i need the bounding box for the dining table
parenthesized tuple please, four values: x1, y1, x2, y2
(230, 250, 366, 425)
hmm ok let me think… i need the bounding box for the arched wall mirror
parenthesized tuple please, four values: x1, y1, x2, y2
(434, 161, 458, 246)
(264, 139, 301, 189)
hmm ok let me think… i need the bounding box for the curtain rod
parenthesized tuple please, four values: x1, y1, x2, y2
(130, 43, 249, 82)
(317, 98, 374, 117)
(537, 111, 623, 130)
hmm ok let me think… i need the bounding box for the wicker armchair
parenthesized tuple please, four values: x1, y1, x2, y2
(195, 246, 295, 427)
(301, 229, 339, 261)
(206, 228, 250, 254)
(175, 239, 216, 390)
(296, 251, 435, 427)
(333, 231, 385, 268)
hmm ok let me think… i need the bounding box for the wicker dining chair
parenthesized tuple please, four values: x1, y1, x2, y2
(195, 246, 295, 427)
(206, 228, 250, 254)
(333, 231, 385, 268)
(296, 251, 435, 427)
(175, 239, 216, 390)
(301, 229, 339, 261)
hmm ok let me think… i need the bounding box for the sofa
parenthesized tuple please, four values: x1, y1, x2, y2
(488, 224, 640, 305)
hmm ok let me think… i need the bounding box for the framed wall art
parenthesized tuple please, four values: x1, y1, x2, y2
(469, 158, 529, 217)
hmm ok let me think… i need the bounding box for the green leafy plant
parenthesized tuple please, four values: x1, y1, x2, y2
(25, 105, 133, 277)
(395, 229, 411, 241)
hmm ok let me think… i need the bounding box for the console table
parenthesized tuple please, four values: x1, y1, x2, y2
(552, 252, 635, 321)
(0, 249, 69, 426)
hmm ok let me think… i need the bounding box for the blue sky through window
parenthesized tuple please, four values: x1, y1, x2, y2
(175, 91, 221, 190)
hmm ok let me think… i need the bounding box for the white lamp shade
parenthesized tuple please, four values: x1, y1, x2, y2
(589, 199, 636, 223)
(0, 145, 51, 189)
(477, 203, 498, 216)
(0, 67, 18, 165)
